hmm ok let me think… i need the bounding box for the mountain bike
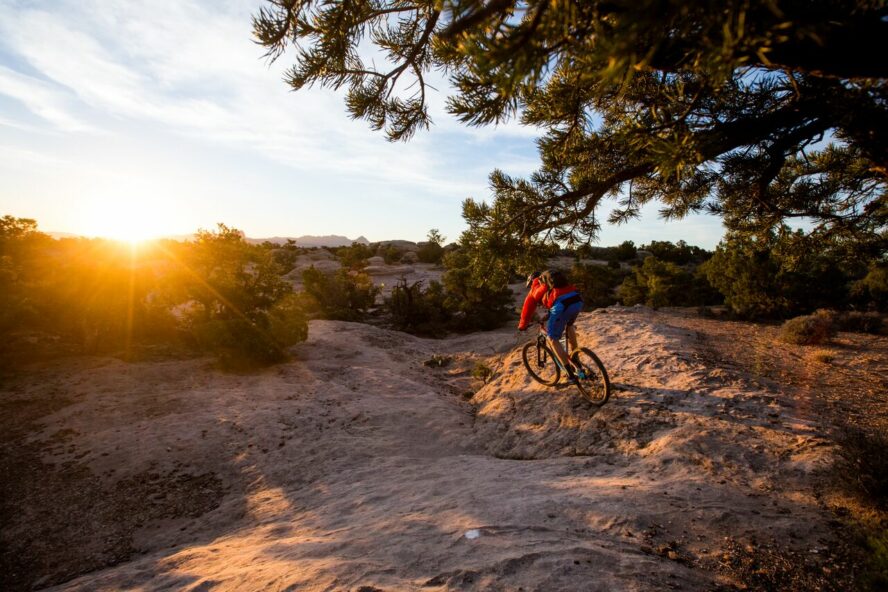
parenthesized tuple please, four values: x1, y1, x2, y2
(521, 320, 611, 406)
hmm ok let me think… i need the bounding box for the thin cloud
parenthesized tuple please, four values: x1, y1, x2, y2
(0, 0, 539, 201)
(0, 65, 95, 132)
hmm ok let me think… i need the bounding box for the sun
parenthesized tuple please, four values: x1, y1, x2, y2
(82, 199, 172, 243)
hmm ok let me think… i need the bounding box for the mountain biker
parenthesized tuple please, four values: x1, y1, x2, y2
(518, 269, 584, 379)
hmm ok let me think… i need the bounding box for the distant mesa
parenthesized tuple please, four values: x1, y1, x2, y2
(249, 235, 370, 248)
(47, 231, 378, 249)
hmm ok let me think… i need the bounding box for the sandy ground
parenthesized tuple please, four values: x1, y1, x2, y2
(1, 307, 881, 591)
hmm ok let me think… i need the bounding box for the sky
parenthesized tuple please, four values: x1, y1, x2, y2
(0, 0, 728, 248)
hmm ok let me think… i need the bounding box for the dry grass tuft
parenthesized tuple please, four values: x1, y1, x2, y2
(780, 311, 837, 345)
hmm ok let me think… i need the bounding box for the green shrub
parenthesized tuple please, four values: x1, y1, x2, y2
(442, 250, 513, 331)
(641, 240, 711, 265)
(834, 424, 888, 508)
(850, 263, 888, 311)
(617, 256, 720, 308)
(417, 229, 446, 264)
(192, 318, 287, 368)
(270, 245, 302, 272)
(570, 263, 624, 309)
(613, 240, 637, 261)
(301, 266, 379, 321)
(380, 245, 404, 264)
(779, 312, 837, 345)
(336, 242, 373, 270)
(386, 278, 450, 336)
(701, 228, 878, 319)
(471, 361, 493, 382)
(189, 295, 307, 368)
(417, 241, 444, 264)
(267, 293, 310, 345)
(838, 311, 884, 334)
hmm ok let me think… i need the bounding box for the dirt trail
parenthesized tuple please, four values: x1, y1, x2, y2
(1, 309, 856, 590)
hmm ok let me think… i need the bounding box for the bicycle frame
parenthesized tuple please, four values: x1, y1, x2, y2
(535, 320, 574, 363)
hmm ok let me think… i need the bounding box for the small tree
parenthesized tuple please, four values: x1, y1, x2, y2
(0, 216, 52, 333)
(176, 224, 307, 365)
(613, 241, 637, 262)
(701, 228, 863, 318)
(301, 266, 379, 321)
(386, 277, 450, 336)
(417, 228, 446, 264)
(618, 256, 719, 308)
(442, 249, 513, 331)
(380, 244, 403, 264)
(850, 262, 888, 311)
(337, 242, 373, 270)
(571, 263, 624, 310)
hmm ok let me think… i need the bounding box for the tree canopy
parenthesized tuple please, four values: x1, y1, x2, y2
(254, 0, 886, 250)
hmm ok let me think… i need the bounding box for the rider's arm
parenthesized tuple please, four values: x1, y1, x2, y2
(518, 281, 547, 329)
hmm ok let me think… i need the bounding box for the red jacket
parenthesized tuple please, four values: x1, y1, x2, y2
(518, 278, 579, 329)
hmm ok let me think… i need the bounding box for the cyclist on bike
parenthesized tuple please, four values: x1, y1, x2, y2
(518, 269, 584, 379)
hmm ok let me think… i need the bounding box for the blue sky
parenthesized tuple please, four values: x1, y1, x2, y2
(0, 0, 727, 247)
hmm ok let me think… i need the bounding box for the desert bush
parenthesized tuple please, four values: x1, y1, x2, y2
(613, 240, 637, 261)
(860, 531, 888, 592)
(417, 229, 446, 264)
(779, 311, 837, 345)
(270, 244, 302, 272)
(471, 361, 493, 382)
(617, 256, 720, 308)
(570, 263, 624, 309)
(834, 425, 888, 509)
(850, 263, 888, 311)
(702, 228, 883, 319)
(267, 293, 310, 345)
(190, 293, 307, 368)
(417, 241, 444, 264)
(837, 311, 884, 334)
(380, 245, 404, 264)
(171, 224, 307, 365)
(336, 242, 373, 270)
(0, 218, 306, 364)
(641, 240, 711, 266)
(811, 350, 835, 364)
(386, 277, 450, 336)
(1, 216, 56, 333)
(191, 318, 285, 367)
(441, 249, 513, 331)
(177, 224, 292, 319)
(301, 266, 379, 321)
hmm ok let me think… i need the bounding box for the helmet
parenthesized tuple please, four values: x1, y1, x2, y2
(525, 270, 541, 287)
(540, 269, 567, 289)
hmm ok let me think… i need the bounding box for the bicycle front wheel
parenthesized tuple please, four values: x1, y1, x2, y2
(522, 340, 561, 386)
(571, 348, 611, 405)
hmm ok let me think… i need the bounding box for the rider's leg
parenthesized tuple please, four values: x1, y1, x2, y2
(566, 324, 578, 353)
(547, 335, 574, 372)
(545, 311, 575, 373)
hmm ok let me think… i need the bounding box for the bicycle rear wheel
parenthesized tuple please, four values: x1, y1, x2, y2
(522, 340, 561, 386)
(571, 348, 611, 405)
